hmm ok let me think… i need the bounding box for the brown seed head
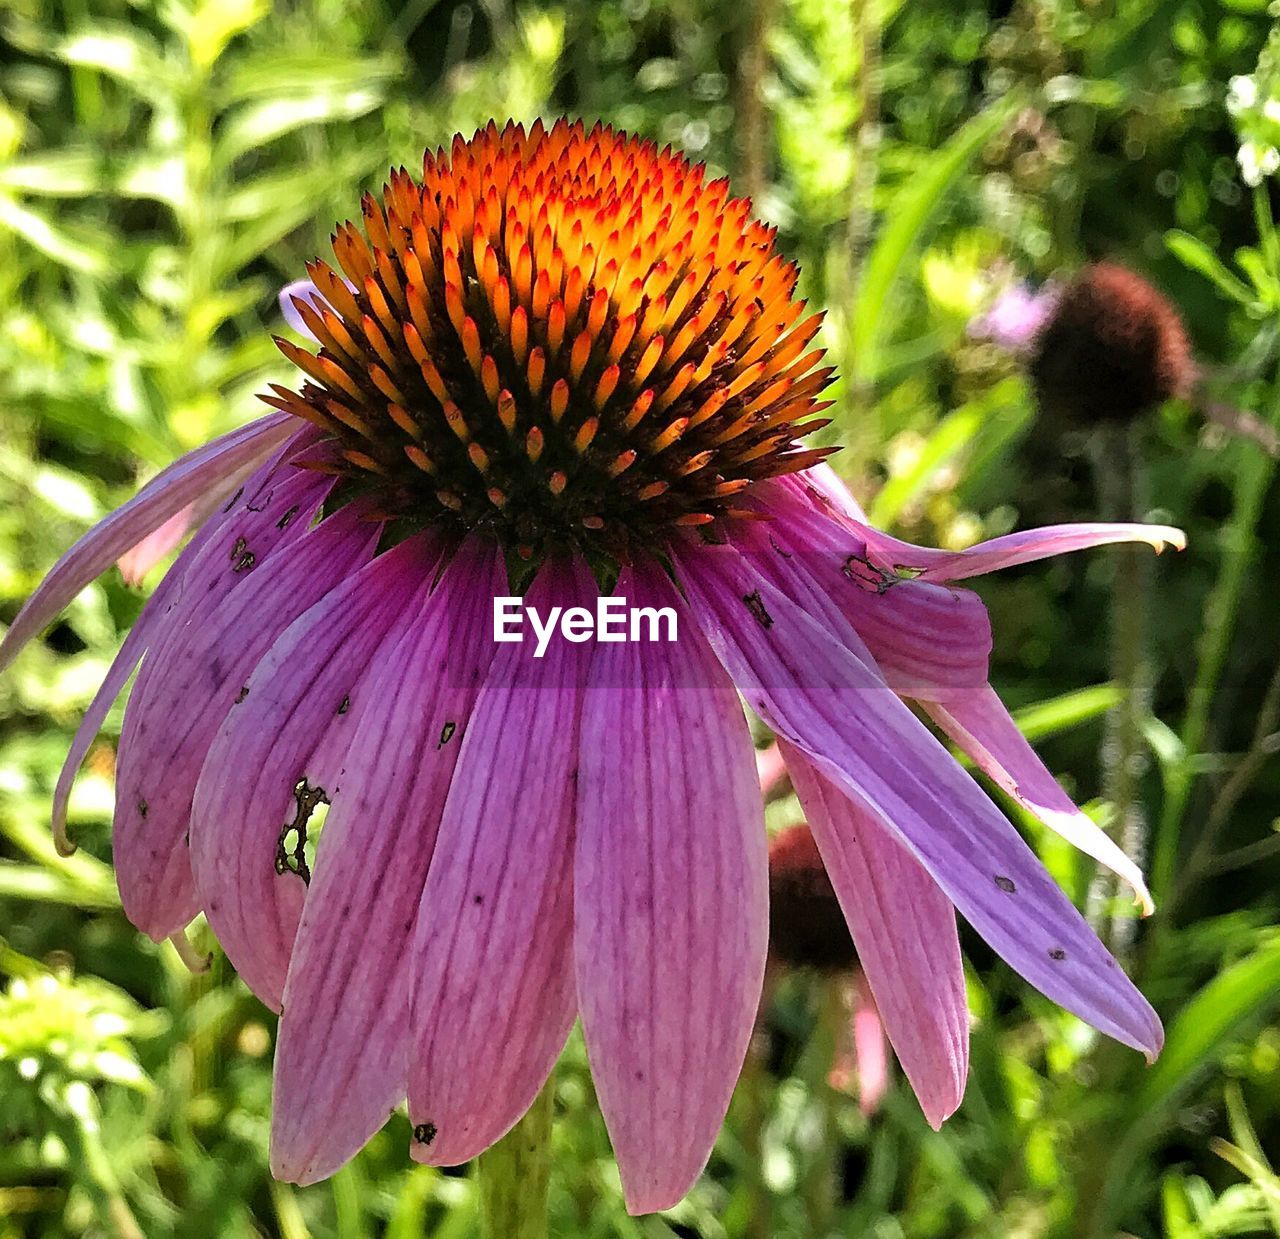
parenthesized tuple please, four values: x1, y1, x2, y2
(1029, 262, 1196, 426)
(768, 824, 856, 974)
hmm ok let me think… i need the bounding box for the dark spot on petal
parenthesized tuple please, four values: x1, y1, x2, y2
(222, 487, 244, 513)
(413, 1122, 437, 1146)
(1049, 948, 1067, 960)
(138, 799, 149, 819)
(337, 695, 351, 715)
(437, 720, 456, 748)
(768, 535, 793, 559)
(994, 875, 1016, 893)
(230, 536, 247, 562)
(245, 489, 273, 513)
(473, 894, 484, 905)
(235, 685, 250, 703)
(277, 504, 301, 530)
(233, 550, 257, 573)
(743, 590, 773, 628)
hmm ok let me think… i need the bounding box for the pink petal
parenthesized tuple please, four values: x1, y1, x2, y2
(781, 740, 968, 1128)
(850, 972, 891, 1117)
(0, 413, 294, 673)
(575, 562, 767, 1215)
(748, 490, 991, 699)
(924, 686, 1154, 915)
(51, 505, 226, 854)
(117, 506, 197, 587)
(673, 541, 1162, 1059)
(881, 523, 1187, 582)
(788, 462, 871, 522)
(407, 560, 595, 1167)
(270, 540, 504, 1185)
(778, 470, 1185, 582)
(114, 491, 373, 940)
(52, 437, 314, 855)
(191, 534, 445, 1009)
(115, 472, 247, 586)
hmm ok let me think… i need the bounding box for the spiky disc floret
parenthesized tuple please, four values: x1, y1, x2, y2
(264, 119, 835, 557)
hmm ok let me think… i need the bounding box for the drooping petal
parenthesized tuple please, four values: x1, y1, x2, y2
(191, 534, 445, 1009)
(271, 540, 504, 1186)
(0, 413, 294, 673)
(787, 462, 871, 522)
(744, 491, 991, 699)
(116, 468, 248, 585)
(778, 468, 1184, 583)
(872, 522, 1187, 582)
(780, 740, 968, 1127)
(114, 496, 376, 940)
(407, 560, 594, 1168)
(50, 439, 317, 858)
(924, 686, 1154, 915)
(673, 541, 1162, 1059)
(849, 972, 891, 1117)
(117, 506, 196, 587)
(575, 562, 767, 1215)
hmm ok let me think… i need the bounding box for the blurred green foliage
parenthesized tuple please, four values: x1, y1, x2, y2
(2, 0, 1280, 1235)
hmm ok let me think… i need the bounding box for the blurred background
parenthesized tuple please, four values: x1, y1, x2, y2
(2, 0, 1280, 1235)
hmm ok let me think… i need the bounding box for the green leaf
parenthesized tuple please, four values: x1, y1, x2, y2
(1011, 684, 1123, 743)
(0, 197, 113, 275)
(56, 25, 172, 100)
(868, 402, 984, 527)
(215, 89, 388, 165)
(1165, 231, 1255, 304)
(1138, 936, 1280, 1114)
(848, 95, 1021, 386)
(0, 150, 102, 196)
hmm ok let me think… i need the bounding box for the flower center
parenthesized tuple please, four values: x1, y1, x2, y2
(266, 119, 835, 558)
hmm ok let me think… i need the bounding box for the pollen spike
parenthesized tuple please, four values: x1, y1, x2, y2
(550, 379, 570, 423)
(269, 122, 833, 550)
(497, 389, 518, 434)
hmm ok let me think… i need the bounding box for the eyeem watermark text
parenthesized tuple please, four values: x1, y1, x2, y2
(493, 597, 678, 657)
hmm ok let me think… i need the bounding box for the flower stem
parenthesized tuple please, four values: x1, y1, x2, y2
(1150, 370, 1280, 901)
(1088, 423, 1150, 956)
(477, 1076, 556, 1239)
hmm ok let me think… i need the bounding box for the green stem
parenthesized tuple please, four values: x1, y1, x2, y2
(1089, 424, 1150, 956)
(1151, 374, 1280, 901)
(799, 981, 845, 1237)
(842, 0, 884, 476)
(477, 1075, 556, 1239)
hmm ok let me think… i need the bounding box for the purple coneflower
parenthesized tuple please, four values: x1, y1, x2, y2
(2, 120, 1182, 1214)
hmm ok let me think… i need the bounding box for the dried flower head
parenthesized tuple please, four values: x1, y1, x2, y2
(1028, 262, 1195, 425)
(768, 823, 856, 973)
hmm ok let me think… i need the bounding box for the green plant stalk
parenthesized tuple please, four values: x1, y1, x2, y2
(799, 981, 845, 1237)
(1151, 374, 1280, 901)
(737, 0, 780, 205)
(1090, 424, 1150, 956)
(738, 977, 774, 1239)
(477, 1074, 556, 1239)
